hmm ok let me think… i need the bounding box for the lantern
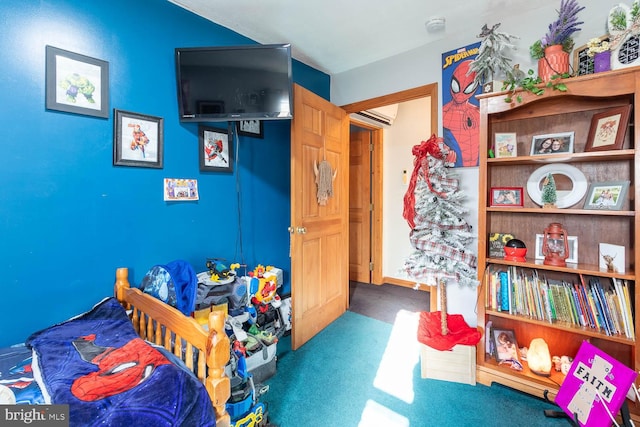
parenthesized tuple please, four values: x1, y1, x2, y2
(542, 222, 569, 267)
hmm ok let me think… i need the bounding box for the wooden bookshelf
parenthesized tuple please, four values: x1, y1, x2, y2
(476, 67, 640, 419)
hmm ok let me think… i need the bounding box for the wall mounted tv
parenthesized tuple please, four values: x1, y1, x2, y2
(175, 44, 293, 122)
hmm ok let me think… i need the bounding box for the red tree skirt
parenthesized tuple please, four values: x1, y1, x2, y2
(417, 311, 481, 351)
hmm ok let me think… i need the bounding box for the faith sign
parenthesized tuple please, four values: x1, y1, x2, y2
(555, 341, 637, 427)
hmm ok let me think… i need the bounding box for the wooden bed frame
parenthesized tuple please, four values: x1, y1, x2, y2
(114, 267, 231, 427)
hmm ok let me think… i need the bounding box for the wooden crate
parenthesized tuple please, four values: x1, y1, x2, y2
(420, 343, 476, 385)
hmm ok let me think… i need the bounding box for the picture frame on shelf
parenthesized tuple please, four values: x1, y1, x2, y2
(490, 187, 523, 207)
(45, 45, 109, 118)
(488, 232, 516, 258)
(492, 328, 519, 362)
(236, 119, 264, 138)
(584, 105, 631, 152)
(535, 234, 578, 264)
(583, 181, 629, 211)
(494, 133, 517, 158)
(529, 132, 574, 156)
(113, 109, 163, 168)
(598, 242, 625, 273)
(199, 125, 233, 172)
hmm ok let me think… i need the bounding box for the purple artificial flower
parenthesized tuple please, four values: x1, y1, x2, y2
(543, 0, 585, 47)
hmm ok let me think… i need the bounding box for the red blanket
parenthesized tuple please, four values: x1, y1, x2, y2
(417, 311, 481, 351)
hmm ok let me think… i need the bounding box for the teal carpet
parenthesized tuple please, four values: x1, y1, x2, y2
(263, 310, 567, 426)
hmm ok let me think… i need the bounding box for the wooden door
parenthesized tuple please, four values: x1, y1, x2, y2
(349, 129, 371, 283)
(290, 84, 349, 350)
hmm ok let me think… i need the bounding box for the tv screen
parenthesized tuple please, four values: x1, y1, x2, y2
(175, 44, 293, 122)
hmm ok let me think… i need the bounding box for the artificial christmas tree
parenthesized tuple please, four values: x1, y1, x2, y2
(403, 134, 479, 341)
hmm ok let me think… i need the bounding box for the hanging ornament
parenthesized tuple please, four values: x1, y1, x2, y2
(314, 159, 337, 206)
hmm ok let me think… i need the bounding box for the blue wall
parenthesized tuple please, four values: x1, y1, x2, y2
(0, 0, 329, 347)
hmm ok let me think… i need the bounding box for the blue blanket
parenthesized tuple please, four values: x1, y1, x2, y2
(26, 298, 215, 426)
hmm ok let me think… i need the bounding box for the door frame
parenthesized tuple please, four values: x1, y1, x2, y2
(341, 83, 438, 287)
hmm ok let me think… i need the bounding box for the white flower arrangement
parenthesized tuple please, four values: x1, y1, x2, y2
(587, 38, 610, 57)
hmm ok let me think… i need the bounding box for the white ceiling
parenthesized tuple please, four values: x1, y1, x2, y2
(169, 0, 564, 75)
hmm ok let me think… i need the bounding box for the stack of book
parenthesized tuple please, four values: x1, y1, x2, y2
(485, 266, 635, 339)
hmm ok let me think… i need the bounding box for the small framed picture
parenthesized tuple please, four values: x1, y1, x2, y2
(236, 119, 264, 138)
(494, 133, 517, 158)
(535, 234, 578, 264)
(583, 181, 629, 211)
(113, 110, 163, 168)
(45, 45, 109, 118)
(490, 187, 524, 207)
(199, 125, 233, 172)
(492, 328, 519, 362)
(585, 105, 632, 152)
(599, 243, 625, 273)
(530, 132, 574, 156)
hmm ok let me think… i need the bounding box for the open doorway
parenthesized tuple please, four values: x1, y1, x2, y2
(341, 83, 438, 289)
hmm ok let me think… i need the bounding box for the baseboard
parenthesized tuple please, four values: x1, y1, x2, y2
(382, 276, 436, 311)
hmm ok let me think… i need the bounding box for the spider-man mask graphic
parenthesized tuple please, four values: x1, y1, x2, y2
(442, 59, 480, 167)
(71, 334, 170, 401)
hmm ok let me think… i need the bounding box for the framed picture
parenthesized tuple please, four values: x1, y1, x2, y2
(199, 125, 233, 172)
(492, 328, 519, 362)
(490, 187, 524, 207)
(494, 133, 517, 158)
(583, 181, 629, 211)
(237, 119, 264, 138)
(584, 105, 631, 152)
(599, 243, 625, 274)
(535, 234, 578, 264)
(530, 132, 574, 156)
(113, 110, 163, 168)
(45, 45, 109, 118)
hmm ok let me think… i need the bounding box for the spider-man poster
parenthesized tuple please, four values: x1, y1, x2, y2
(442, 42, 481, 168)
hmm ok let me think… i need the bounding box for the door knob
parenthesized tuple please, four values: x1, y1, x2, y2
(296, 227, 307, 234)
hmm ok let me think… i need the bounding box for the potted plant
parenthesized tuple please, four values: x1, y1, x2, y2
(530, 0, 585, 81)
(469, 23, 519, 93)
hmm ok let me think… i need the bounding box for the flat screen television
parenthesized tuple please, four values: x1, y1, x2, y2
(175, 44, 293, 122)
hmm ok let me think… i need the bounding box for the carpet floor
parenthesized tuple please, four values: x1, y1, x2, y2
(262, 283, 567, 426)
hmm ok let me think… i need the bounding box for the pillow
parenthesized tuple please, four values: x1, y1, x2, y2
(139, 260, 197, 315)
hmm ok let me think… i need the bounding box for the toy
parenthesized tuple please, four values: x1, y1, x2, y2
(205, 258, 239, 283)
(248, 265, 278, 304)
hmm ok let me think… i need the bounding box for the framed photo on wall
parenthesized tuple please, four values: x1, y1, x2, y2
(45, 45, 109, 118)
(585, 105, 631, 152)
(237, 119, 264, 138)
(199, 125, 233, 172)
(113, 110, 163, 168)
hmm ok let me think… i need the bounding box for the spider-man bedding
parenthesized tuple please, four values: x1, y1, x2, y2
(0, 297, 215, 426)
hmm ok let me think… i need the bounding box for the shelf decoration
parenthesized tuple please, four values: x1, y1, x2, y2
(585, 105, 632, 152)
(608, 2, 640, 70)
(555, 340, 637, 427)
(583, 180, 629, 211)
(403, 134, 479, 341)
(526, 164, 587, 209)
(542, 222, 570, 267)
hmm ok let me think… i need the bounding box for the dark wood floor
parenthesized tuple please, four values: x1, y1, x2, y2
(348, 281, 430, 324)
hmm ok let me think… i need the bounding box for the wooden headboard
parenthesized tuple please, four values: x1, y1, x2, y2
(114, 267, 231, 427)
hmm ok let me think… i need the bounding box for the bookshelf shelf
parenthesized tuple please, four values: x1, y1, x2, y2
(476, 67, 640, 417)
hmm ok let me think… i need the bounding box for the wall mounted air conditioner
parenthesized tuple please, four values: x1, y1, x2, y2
(352, 104, 398, 126)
